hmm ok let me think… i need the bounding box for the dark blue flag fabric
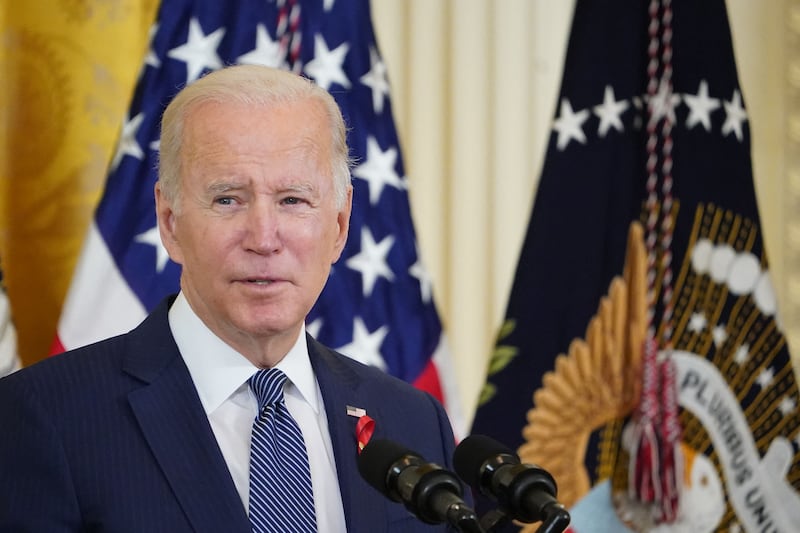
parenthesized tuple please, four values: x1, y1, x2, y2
(471, 1, 800, 531)
(54, 0, 464, 436)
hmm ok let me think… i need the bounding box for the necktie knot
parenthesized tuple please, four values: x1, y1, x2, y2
(249, 368, 288, 411)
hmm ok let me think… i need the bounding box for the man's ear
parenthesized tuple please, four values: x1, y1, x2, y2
(332, 185, 353, 263)
(154, 181, 184, 265)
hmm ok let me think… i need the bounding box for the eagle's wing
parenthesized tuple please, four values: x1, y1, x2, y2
(518, 221, 648, 512)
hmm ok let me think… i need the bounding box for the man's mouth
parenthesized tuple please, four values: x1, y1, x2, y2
(246, 279, 274, 285)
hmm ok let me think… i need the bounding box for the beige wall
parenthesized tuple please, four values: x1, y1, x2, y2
(371, 0, 799, 425)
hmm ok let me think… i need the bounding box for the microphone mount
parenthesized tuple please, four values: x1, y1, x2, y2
(454, 435, 571, 533)
(358, 438, 486, 532)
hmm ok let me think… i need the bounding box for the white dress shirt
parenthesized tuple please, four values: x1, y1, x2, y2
(169, 292, 347, 532)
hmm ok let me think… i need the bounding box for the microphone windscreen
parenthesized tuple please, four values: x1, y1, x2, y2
(453, 434, 515, 487)
(357, 438, 414, 496)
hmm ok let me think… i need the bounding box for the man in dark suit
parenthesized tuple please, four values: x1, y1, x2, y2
(0, 65, 459, 532)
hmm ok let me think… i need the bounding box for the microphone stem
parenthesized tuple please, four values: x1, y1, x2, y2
(536, 502, 571, 533)
(478, 508, 512, 532)
(458, 521, 486, 533)
(447, 503, 487, 533)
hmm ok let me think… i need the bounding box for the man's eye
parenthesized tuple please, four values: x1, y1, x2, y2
(215, 197, 235, 206)
(283, 197, 302, 205)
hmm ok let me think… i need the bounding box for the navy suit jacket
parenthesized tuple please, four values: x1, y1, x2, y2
(0, 298, 460, 532)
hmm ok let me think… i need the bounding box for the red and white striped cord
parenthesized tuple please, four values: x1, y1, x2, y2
(655, 0, 682, 523)
(631, 0, 682, 523)
(276, 0, 303, 72)
(629, 0, 664, 507)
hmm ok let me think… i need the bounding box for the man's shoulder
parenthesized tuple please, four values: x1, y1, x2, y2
(308, 336, 430, 394)
(0, 299, 176, 395)
(0, 333, 128, 393)
(306, 336, 450, 433)
(8, 296, 175, 383)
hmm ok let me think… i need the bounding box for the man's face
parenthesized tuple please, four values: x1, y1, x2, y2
(156, 98, 351, 354)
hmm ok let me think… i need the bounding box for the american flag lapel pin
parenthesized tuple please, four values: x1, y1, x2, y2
(347, 405, 375, 454)
(346, 405, 367, 418)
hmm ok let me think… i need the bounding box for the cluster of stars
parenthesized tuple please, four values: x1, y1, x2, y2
(553, 80, 748, 151)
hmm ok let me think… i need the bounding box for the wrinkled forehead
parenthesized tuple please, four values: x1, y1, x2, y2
(183, 98, 331, 151)
(180, 100, 336, 186)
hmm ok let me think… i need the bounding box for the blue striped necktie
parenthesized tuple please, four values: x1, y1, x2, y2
(248, 368, 316, 532)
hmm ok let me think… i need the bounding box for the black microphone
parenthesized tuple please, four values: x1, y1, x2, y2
(453, 434, 570, 531)
(358, 438, 484, 532)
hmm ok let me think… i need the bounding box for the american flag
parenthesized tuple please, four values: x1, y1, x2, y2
(0, 262, 20, 378)
(54, 0, 464, 437)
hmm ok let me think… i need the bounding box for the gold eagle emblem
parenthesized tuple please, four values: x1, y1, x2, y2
(517, 222, 647, 517)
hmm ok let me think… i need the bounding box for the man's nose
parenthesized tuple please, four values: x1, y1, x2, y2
(243, 203, 282, 254)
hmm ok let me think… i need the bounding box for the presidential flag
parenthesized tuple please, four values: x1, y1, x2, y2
(54, 0, 464, 436)
(471, 1, 800, 531)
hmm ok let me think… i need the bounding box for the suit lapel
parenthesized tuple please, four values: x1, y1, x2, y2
(124, 302, 251, 533)
(309, 337, 396, 533)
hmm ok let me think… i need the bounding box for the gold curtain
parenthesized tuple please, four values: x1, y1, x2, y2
(0, 1, 158, 365)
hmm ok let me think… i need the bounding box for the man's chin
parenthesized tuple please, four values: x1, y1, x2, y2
(233, 315, 302, 340)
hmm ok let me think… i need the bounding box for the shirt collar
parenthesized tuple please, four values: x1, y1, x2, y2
(169, 292, 319, 415)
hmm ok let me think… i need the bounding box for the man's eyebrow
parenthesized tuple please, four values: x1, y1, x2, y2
(204, 181, 318, 196)
(206, 182, 245, 194)
(281, 182, 315, 195)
